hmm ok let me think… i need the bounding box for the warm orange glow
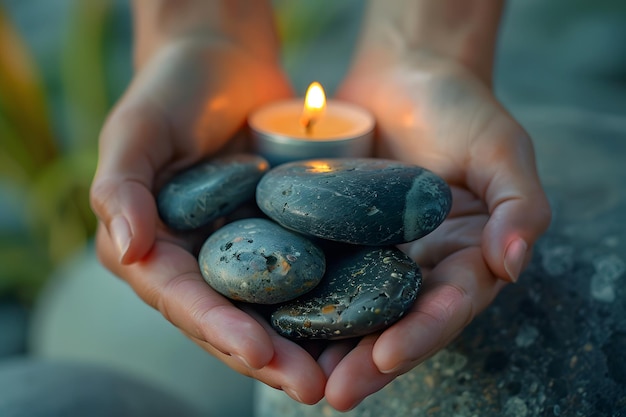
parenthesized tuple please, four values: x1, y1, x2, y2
(300, 81, 326, 133)
(306, 161, 333, 173)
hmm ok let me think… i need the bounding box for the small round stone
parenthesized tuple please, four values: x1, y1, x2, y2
(256, 158, 452, 245)
(270, 246, 422, 340)
(157, 154, 269, 231)
(199, 218, 325, 304)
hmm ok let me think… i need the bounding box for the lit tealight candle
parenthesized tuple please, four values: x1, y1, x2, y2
(249, 81, 375, 166)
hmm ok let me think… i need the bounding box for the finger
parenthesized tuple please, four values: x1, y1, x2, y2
(372, 248, 505, 375)
(90, 99, 177, 264)
(399, 186, 487, 268)
(324, 335, 395, 411)
(468, 121, 552, 282)
(317, 339, 358, 378)
(399, 215, 484, 268)
(89, 43, 237, 265)
(195, 339, 326, 405)
(95, 226, 275, 370)
(184, 308, 327, 405)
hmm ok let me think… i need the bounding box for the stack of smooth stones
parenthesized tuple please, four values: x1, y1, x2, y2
(157, 154, 452, 340)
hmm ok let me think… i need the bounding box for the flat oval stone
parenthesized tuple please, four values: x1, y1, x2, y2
(157, 154, 269, 231)
(256, 158, 452, 245)
(270, 246, 421, 340)
(199, 218, 325, 304)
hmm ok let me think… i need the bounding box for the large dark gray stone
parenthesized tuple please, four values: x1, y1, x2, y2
(157, 154, 269, 231)
(199, 218, 326, 304)
(256, 158, 452, 245)
(271, 246, 421, 340)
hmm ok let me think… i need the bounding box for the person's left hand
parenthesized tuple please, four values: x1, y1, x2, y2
(312, 54, 551, 411)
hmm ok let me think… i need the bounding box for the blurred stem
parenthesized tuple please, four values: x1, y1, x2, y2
(0, 111, 34, 183)
(30, 150, 97, 263)
(61, 0, 111, 151)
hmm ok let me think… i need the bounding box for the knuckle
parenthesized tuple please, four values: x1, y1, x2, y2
(152, 272, 212, 341)
(420, 283, 474, 334)
(89, 179, 115, 219)
(539, 196, 553, 232)
(153, 276, 185, 326)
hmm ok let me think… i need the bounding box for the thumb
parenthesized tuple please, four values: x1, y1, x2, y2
(90, 103, 174, 264)
(470, 121, 552, 282)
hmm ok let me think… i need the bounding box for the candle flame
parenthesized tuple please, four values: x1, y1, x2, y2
(300, 81, 326, 133)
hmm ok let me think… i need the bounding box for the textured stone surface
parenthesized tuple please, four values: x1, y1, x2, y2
(157, 154, 269, 231)
(271, 246, 421, 339)
(256, 158, 452, 245)
(199, 218, 325, 304)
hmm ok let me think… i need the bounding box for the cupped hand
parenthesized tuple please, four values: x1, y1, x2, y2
(317, 56, 552, 410)
(90, 38, 327, 404)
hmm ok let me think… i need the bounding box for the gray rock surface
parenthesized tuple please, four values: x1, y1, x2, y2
(256, 158, 452, 245)
(199, 218, 325, 304)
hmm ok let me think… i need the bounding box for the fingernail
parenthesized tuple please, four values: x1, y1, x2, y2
(379, 357, 421, 375)
(504, 238, 528, 282)
(379, 361, 406, 375)
(233, 354, 253, 370)
(282, 387, 303, 403)
(110, 216, 131, 263)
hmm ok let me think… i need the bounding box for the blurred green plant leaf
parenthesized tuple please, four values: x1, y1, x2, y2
(61, 0, 111, 151)
(0, 1, 112, 301)
(0, 7, 58, 174)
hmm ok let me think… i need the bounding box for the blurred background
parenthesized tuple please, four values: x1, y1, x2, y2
(0, 0, 129, 302)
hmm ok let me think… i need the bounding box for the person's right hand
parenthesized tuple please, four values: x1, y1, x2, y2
(89, 31, 329, 404)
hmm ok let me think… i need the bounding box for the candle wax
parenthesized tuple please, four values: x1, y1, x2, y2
(250, 100, 374, 141)
(249, 98, 374, 166)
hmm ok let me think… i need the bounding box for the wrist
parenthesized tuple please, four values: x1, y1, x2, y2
(350, 0, 503, 85)
(132, 0, 281, 68)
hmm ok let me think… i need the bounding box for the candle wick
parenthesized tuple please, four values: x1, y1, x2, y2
(301, 116, 315, 135)
(304, 120, 313, 135)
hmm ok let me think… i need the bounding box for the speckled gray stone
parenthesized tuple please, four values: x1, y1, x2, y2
(199, 218, 325, 304)
(256, 158, 452, 245)
(157, 154, 269, 231)
(270, 246, 421, 339)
